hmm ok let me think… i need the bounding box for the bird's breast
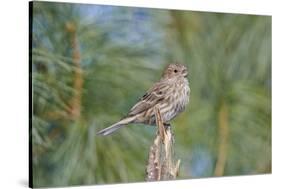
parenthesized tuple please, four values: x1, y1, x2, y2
(160, 77, 190, 123)
(176, 78, 189, 112)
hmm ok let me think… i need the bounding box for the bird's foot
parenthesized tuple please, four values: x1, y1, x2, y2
(163, 123, 175, 144)
(163, 123, 171, 129)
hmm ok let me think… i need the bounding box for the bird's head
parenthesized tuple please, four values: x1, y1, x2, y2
(162, 63, 188, 79)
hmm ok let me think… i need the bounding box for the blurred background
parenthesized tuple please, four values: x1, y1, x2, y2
(31, 1, 271, 187)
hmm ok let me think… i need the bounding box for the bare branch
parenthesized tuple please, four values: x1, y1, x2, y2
(146, 107, 181, 181)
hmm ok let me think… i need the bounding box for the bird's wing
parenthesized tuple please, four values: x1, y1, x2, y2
(128, 80, 171, 116)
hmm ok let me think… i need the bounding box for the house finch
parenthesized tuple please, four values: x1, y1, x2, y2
(97, 63, 190, 136)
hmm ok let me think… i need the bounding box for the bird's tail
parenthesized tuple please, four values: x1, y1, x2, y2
(97, 116, 135, 136)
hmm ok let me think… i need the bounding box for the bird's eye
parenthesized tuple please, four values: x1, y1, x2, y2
(174, 69, 178, 73)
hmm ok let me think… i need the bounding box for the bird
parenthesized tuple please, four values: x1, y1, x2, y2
(97, 63, 190, 136)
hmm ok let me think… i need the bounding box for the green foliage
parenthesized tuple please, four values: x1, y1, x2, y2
(31, 2, 271, 187)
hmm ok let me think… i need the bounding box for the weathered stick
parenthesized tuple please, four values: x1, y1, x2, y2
(146, 107, 181, 181)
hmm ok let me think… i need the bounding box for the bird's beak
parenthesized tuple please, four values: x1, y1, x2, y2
(182, 70, 188, 78)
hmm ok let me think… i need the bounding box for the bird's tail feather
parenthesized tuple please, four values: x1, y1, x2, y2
(97, 116, 135, 136)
